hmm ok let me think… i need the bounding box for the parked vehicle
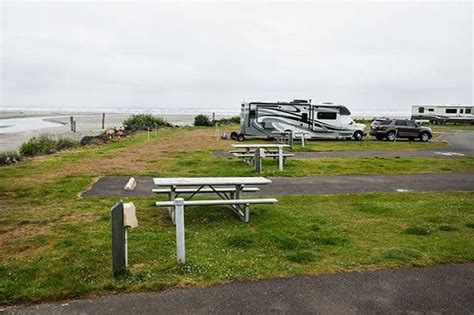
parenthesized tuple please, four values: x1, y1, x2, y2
(237, 100, 366, 141)
(370, 117, 391, 130)
(411, 104, 474, 125)
(370, 119, 432, 141)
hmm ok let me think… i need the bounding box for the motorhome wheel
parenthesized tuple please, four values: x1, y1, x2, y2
(353, 131, 363, 141)
(237, 134, 245, 142)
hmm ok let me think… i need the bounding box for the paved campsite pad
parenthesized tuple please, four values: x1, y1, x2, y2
(5, 263, 473, 314)
(81, 173, 474, 198)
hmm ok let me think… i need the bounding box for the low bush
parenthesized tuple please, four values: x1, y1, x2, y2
(0, 151, 23, 166)
(19, 136, 79, 157)
(123, 114, 170, 131)
(215, 115, 240, 125)
(194, 114, 212, 126)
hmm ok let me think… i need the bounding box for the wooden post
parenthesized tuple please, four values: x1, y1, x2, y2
(278, 146, 284, 171)
(102, 113, 105, 129)
(212, 112, 215, 121)
(175, 198, 185, 264)
(289, 131, 293, 149)
(111, 201, 126, 276)
(73, 121, 76, 133)
(147, 127, 150, 143)
(70, 116, 74, 131)
(255, 148, 262, 173)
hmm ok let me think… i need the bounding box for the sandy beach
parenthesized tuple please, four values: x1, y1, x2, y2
(0, 111, 230, 152)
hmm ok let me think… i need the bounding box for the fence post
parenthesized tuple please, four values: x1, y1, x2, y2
(175, 198, 185, 264)
(70, 116, 74, 131)
(73, 121, 77, 133)
(111, 201, 126, 276)
(102, 113, 105, 129)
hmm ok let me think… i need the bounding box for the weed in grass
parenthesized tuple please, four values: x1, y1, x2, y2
(286, 250, 322, 264)
(405, 226, 430, 236)
(383, 248, 422, 263)
(438, 225, 459, 232)
(311, 235, 349, 246)
(465, 222, 474, 229)
(265, 233, 300, 250)
(226, 232, 255, 248)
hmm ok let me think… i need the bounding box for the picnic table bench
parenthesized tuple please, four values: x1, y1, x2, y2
(231, 144, 293, 172)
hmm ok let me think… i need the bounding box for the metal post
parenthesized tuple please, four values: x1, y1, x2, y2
(255, 147, 262, 173)
(278, 146, 283, 171)
(175, 198, 185, 264)
(111, 201, 126, 276)
(102, 113, 105, 129)
(70, 116, 74, 131)
(289, 131, 293, 149)
(301, 133, 305, 148)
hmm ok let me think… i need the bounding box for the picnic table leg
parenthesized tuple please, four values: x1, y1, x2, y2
(169, 185, 176, 225)
(278, 146, 283, 171)
(255, 148, 262, 173)
(244, 204, 250, 223)
(175, 198, 185, 264)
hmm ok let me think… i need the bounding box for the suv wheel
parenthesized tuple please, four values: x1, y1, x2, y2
(387, 131, 396, 141)
(420, 132, 430, 142)
(353, 131, 363, 141)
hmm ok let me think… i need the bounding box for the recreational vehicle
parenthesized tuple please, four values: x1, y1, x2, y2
(237, 100, 366, 141)
(411, 104, 474, 125)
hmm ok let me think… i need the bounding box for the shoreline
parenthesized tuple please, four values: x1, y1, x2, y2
(0, 111, 232, 153)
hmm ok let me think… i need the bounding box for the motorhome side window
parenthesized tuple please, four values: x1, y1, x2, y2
(445, 108, 457, 114)
(302, 113, 308, 122)
(249, 109, 256, 119)
(418, 107, 424, 113)
(428, 108, 434, 112)
(466, 109, 472, 114)
(317, 112, 337, 120)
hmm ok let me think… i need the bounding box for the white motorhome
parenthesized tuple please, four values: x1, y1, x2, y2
(238, 99, 366, 141)
(411, 104, 474, 124)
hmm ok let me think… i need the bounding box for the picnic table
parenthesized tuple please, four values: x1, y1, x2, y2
(154, 177, 278, 264)
(153, 177, 275, 223)
(231, 144, 292, 172)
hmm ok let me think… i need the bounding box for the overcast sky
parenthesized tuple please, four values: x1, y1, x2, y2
(1, 1, 472, 113)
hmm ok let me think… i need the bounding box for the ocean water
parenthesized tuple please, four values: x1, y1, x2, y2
(0, 117, 64, 134)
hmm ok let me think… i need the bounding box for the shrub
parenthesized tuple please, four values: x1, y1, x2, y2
(20, 136, 58, 156)
(123, 114, 170, 131)
(19, 136, 79, 157)
(194, 114, 212, 126)
(56, 137, 80, 150)
(215, 115, 240, 125)
(0, 151, 23, 165)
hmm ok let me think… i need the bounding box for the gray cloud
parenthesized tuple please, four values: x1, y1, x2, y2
(1, 1, 472, 113)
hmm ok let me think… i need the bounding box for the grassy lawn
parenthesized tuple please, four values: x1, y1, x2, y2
(291, 139, 447, 152)
(1, 126, 473, 305)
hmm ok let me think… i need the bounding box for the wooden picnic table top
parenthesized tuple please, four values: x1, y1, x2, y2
(231, 144, 289, 148)
(153, 177, 272, 186)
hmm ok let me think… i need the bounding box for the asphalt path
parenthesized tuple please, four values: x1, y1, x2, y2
(5, 263, 473, 314)
(82, 173, 474, 198)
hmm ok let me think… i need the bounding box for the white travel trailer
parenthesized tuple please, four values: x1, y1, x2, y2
(411, 104, 474, 124)
(238, 100, 366, 141)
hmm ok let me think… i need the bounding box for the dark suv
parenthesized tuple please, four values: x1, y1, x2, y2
(370, 119, 433, 142)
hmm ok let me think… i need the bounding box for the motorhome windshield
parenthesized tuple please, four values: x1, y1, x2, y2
(339, 106, 351, 115)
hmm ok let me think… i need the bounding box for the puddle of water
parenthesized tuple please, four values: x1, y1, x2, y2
(0, 117, 65, 134)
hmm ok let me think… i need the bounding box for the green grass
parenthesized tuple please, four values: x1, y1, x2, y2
(1, 126, 473, 305)
(292, 139, 448, 152)
(0, 192, 473, 305)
